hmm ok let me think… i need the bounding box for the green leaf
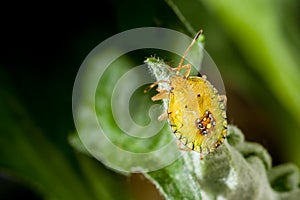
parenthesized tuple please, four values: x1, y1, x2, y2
(142, 58, 300, 200)
(146, 125, 300, 200)
(70, 50, 300, 199)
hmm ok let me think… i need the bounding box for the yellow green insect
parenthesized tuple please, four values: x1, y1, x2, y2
(145, 30, 227, 157)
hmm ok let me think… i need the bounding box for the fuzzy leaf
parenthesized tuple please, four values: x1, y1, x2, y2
(142, 57, 300, 200)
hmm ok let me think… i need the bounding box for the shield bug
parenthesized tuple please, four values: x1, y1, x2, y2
(145, 30, 227, 158)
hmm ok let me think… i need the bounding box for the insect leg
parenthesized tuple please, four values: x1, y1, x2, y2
(177, 140, 192, 152)
(151, 89, 169, 101)
(176, 30, 203, 69)
(175, 64, 191, 78)
(144, 80, 170, 93)
(158, 110, 168, 121)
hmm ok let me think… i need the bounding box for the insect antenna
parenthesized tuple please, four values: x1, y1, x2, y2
(177, 29, 203, 68)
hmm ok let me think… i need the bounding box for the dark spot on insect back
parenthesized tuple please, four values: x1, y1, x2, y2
(197, 94, 201, 97)
(185, 105, 188, 108)
(195, 110, 216, 136)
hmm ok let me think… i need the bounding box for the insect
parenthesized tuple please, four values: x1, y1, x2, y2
(145, 30, 227, 157)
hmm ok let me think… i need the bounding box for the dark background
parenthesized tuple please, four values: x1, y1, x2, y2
(1, 0, 299, 199)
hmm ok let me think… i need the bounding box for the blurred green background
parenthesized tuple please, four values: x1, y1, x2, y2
(0, 0, 299, 199)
